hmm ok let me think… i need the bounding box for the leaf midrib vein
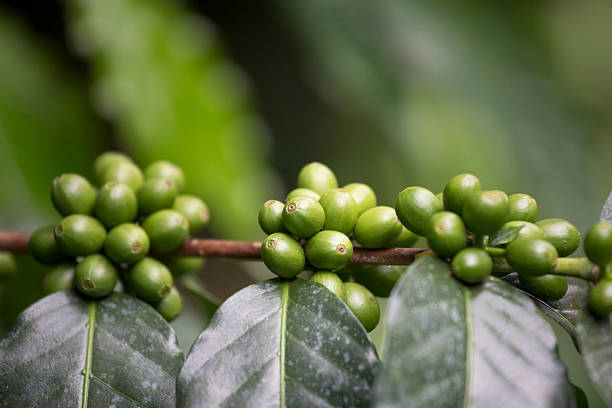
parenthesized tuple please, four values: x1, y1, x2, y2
(279, 281, 289, 408)
(82, 301, 96, 408)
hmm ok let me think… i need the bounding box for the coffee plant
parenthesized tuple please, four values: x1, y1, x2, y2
(1, 154, 612, 407)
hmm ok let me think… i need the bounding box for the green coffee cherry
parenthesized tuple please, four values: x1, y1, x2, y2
(282, 196, 325, 238)
(285, 188, 320, 202)
(55, 215, 106, 256)
(503, 221, 545, 240)
(426, 211, 467, 258)
(142, 209, 189, 252)
(29, 225, 67, 265)
(462, 190, 509, 235)
(519, 274, 568, 302)
(507, 193, 538, 222)
(297, 162, 338, 195)
(342, 183, 377, 216)
(344, 282, 380, 332)
(350, 264, 404, 297)
(137, 177, 177, 215)
(443, 173, 481, 215)
(319, 189, 358, 234)
(354, 206, 403, 249)
(390, 227, 419, 248)
(144, 160, 186, 192)
(505, 238, 558, 276)
(311, 271, 347, 302)
(104, 223, 150, 264)
(395, 186, 443, 236)
(95, 181, 138, 228)
(584, 222, 612, 267)
(51, 173, 96, 216)
(588, 279, 612, 317)
(128, 257, 174, 303)
(451, 248, 492, 284)
(258, 200, 286, 234)
(0, 252, 17, 280)
(155, 286, 183, 321)
(93, 151, 133, 182)
(164, 257, 205, 277)
(173, 195, 209, 233)
(98, 160, 143, 191)
(261, 233, 305, 278)
(305, 231, 353, 271)
(42, 262, 76, 295)
(74, 254, 118, 298)
(536, 218, 580, 257)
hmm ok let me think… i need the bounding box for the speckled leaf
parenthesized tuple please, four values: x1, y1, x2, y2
(576, 311, 612, 406)
(177, 278, 379, 407)
(503, 273, 589, 346)
(0, 291, 184, 407)
(374, 255, 573, 408)
(599, 190, 612, 222)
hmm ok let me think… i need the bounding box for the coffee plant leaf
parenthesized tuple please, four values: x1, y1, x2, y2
(177, 278, 379, 407)
(374, 255, 574, 408)
(488, 223, 523, 247)
(0, 291, 184, 407)
(599, 190, 612, 223)
(576, 312, 612, 407)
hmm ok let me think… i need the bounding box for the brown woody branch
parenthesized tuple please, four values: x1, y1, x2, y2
(0, 230, 428, 265)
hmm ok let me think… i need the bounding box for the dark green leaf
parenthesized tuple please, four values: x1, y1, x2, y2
(177, 278, 379, 407)
(488, 224, 523, 247)
(576, 312, 612, 406)
(573, 384, 589, 408)
(374, 255, 573, 408)
(0, 291, 184, 407)
(599, 191, 612, 222)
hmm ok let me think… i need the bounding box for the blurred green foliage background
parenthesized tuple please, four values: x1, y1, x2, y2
(0, 0, 611, 405)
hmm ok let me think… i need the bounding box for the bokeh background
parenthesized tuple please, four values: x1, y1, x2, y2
(0, 0, 611, 405)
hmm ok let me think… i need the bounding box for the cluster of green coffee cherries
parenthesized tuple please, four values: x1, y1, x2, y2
(258, 162, 417, 332)
(26, 152, 209, 321)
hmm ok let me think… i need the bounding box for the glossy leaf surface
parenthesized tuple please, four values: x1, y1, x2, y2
(177, 278, 379, 407)
(374, 255, 573, 408)
(0, 291, 184, 407)
(576, 313, 612, 407)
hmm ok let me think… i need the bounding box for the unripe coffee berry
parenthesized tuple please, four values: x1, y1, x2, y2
(42, 262, 76, 295)
(258, 200, 286, 234)
(502, 221, 545, 241)
(142, 209, 189, 252)
(282, 196, 325, 238)
(344, 282, 380, 332)
(462, 190, 509, 235)
(285, 188, 320, 202)
(519, 274, 568, 302)
(451, 248, 492, 284)
(144, 160, 185, 192)
(311, 271, 347, 302)
(443, 173, 481, 215)
(98, 160, 144, 192)
(536, 218, 580, 257)
(342, 183, 377, 216)
(164, 257, 205, 277)
(395, 186, 443, 236)
(74, 254, 118, 298)
(95, 181, 138, 228)
(51, 173, 96, 216)
(55, 215, 107, 257)
(93, 151, 133, 182)
(173, 195, 209, 233)
(584, 222, 612, 267)
(305, 230, 353, 271)
(426, 211, 467, 258)
(350, 264, 404, 297)
(319, 189, 358, 234)
(155, 286, 183, 321)
(104, 223, 150, 264)
(505, 237, 558, 276)
(354, 206, 403, 249)
(137, 177, 177, 215)
(128, 257, 174, 303)
(29, 224, 67, 264)
(0, 252, 17, 280)
(297, 162, 338, 195)
(507, 193, 538, 223)
(261, 233, 305, 278)
(588, 279, 612, 317)
(390, 227, 418, 248)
